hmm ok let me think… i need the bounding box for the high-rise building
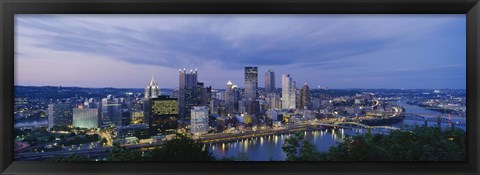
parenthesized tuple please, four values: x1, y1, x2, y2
(282, 74, 296, 109)
(225, 81, 235, 115)
(48, 103, 73, 129)
(73, 108, 100, 129)
(265, 69, 275, 94)
(150, 95, 178, 136)
(190, 106, 209, 135)
(244, 67, 258, 102)
(299, 84, 312, 110)
(179, 68, 199, 119)
(145, 75, 161, 99)
(101, 95, 121, 126)
(267, 93, 282, 110)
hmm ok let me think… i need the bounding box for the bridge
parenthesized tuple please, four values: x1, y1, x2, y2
(403, 113, 466, 126)
(328, 122, 400, 130)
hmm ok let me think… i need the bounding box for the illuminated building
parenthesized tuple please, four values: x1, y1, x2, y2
(282, 74, 296, 109)
(244, 67, 258, 102)
(150, 95, 178, 136)
(179, 68, 203, 119)
(265, 69, 275, 94)
(225, 81, 235, 114)
(144, 75, 161, 99)
(101, 95, 121, 126)
(117, 124, 150, 140)
(48, 103, 72, 129)
(299, 83, 311, 110)
(73, 108, 100, 129)
(190, 106, 209, 135)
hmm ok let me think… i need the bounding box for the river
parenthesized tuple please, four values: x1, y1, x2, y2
(208, 100, 465, 161)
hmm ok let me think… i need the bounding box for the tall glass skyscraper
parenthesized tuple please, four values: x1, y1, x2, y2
(244, 67, 258, 102)
(265, 69, 275, 94)
(282, 74, 296, 109)
(179, 68, 198, 119)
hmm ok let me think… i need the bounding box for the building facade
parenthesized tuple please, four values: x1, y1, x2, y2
(48, 103, 73, 129)
(299, 84, 312, 110)
(244, 67, 258, 102)
(265, 69, 275, 94)
(282, 74, 296, 109)
(73, 108, 100, 129)
(190, 106, 209, 135)
(144, 76, 161, 99)
(150, 95, 179, 136)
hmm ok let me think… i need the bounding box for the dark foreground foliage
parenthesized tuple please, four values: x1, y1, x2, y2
(283, 126, 466, 161)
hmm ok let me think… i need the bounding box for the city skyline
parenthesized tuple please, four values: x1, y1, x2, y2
(15, 14, 466, 89)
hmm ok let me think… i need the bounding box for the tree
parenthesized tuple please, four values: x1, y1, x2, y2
(282, 133, 324, 161)
(282, 126, 466, 161)
(148, 134, 215, 161)
(106, 143, 143, 161)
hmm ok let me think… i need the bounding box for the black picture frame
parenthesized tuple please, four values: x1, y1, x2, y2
(1, 0, 479, 174)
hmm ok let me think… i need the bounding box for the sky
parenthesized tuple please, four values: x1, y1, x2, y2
(14, 14, 466, 89)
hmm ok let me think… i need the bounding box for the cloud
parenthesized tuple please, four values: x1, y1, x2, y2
(15, 14, 466, 89)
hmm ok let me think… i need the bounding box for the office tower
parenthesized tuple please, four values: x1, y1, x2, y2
(282, 74, 296, 109)
(267, 93, 282, 110)
(190, 106, 209, 135)
(150, 95, 178, 136)
(145, 75, 161, 99)
(299, 84, 312, 110)
(196, 82, 211, 106)
(179, 68, 199, 119)
(265, 69, 275, 94)
(101, 95, 122, 126)
(48, 103, 73, 129)
(244, 67, 258, 102)
(73, 108, 100, 129)
(225, 81, 235, 115)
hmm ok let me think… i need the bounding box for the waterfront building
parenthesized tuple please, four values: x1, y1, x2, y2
(244, 67, 258, 102)
(282, 74, 296, 109)
(150, 95, 179, 136)
(73, 108, 100, 129)
(265, 69, 275, 94)
(190, 106, 209, 135)
(48, 103, 73, 129)
(299, 83, 312, 110)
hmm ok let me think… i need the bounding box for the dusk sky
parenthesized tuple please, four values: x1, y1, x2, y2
(15, 14, 466, 89)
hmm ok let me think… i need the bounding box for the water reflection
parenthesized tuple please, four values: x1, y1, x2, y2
(208, 127, 356, 161)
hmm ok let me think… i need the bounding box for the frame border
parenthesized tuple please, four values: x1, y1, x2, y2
(1, 0, 479, 174)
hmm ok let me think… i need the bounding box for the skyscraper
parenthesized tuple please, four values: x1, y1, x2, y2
(244, 67, 258, 102)
(265, 69, 275, 94)
(144, 75, 161, 99)
(299, 83, 312, 110)
(48, 103, 73, 129)
(190, 106, 209, 135)
(179, 68, 198, 119)
(225, 80, 235, 115)
(282, 74, 296, 109)
(101, 95, 121, 126)
(150, 95, 178, 136)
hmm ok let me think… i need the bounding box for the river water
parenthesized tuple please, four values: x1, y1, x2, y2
(208, 100, 465, 161)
